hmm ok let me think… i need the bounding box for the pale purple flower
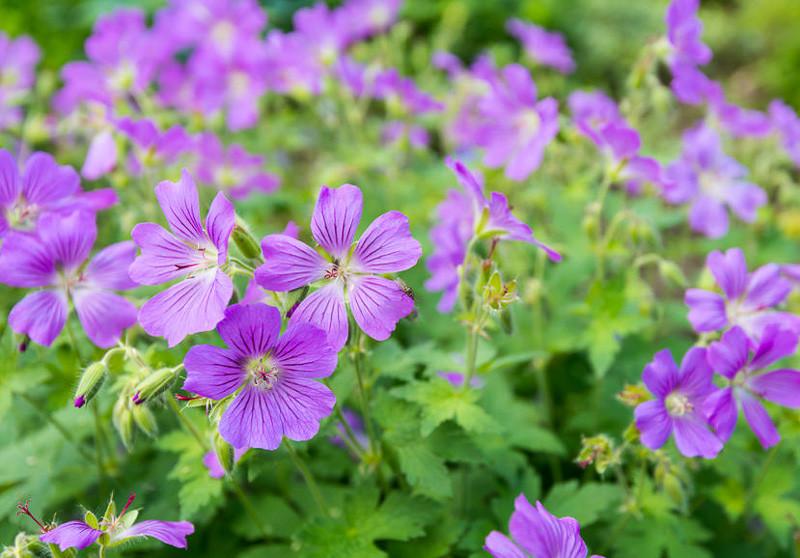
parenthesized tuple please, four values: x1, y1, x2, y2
(183, 303, 337, 450)
(374, 68, 443, 115)
(669, 62, 714, 106)
(485, 494, 603, 558)
(568, 90, 621, 146)
(292, 3, 353, 67)
(262, 31, 324, 97)
(82, 127, 119, 180)
(330, 408, 369, 449)
(706, 83, 772, 139)
(0, 211, 137, 347)
(634, 347, 723, 459)
(706, 325, 800, 449)
(129, 170, 235, 347)
(203, 447, 246, 478)
(438, 371, 485, 389)
(116, 117, 193, 175)
(342, 0, 402, 40)
(382, 121, 430, 150)
(41, 494, 193, 551)
(0, 150, 116, 237)
(596, 123, 662, 195)
(685, 248, 799, 342)
(769, 99, 800, 167)
(506, 19, 575, 74)
(256, 184, 420, 351)
(661, 124, 766, 238)
(664, 0, 711, 67)
(195, 133, 280, 199)
(0, 33, 40, 129)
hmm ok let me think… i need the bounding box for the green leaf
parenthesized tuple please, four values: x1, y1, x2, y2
(544, 481, 624, 526)
(394, 442, 452, 501)
(157, 430, 223, 518)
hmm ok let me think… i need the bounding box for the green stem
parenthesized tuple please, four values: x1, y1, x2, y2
(593, 171, 614, 281)
(351, 334, 379, 456)
(461, 318, 480, 391)
(285, 442, 327, 515)
(227, 479, 271, 539)
(64, 318, 84, 365)
(18, 393, 95, 463)
(333, 405, 366, 458)
(167, 396, 209, 451)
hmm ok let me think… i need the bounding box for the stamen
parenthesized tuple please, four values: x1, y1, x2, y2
(118, 492, 136, 518)
(16, 500, 48, 533)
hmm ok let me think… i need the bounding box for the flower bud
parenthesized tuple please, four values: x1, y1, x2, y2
(212, 430, 235, 476)
(131, 368, 178, 405)
(231, 225, 262, 260)
(576, 434, 617, 474)
(658, 260, 687, 288)
(616, 384, 650, 407)
(132, 404, 158, 437)
(113, 397, 135, 449)
(483, 271, 518, 311)
(74, 362, 108, 408)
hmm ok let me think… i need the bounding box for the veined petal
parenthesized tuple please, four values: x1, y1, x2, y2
(484, 531, 526, 558)
(0, 148, 20, 205)
(21, 152, 80, 205)
(685, 289, 727, 332)
(705, 387, 737, 443)
(155, 170, 205, 243)
(38, 211, 96, 270)
(217, 303, 281, 359)
(205, 192, 234, 264)
(642, 349, 679, 397)
(349, 275, 414, 343)
(635, 400, 672, 450)
(749, 325, 799, 370)
(138, 269, 233, 347)
(183, 345, 246, 400)
(9, 290, 68, 346)
(744, 264, 792, 311)
(707, 248, 747, 300)
(0, 231, 55, 287)
(114, 520, 194, 549)
(272, 321, 338, 379)
(85, 241, 138, 290)
(672, 415, 723, 459)
(255, 234, 327, 291)
(351, 211, 421, 274)
(748, 370, 800, 409)
(310, 184, 362, 260)
(129, 223, 202, 285)
(678, 346, 714, 398)
(741, 394, 780, 449)
(40, 521, 103, 551)
(73, 288, 137, 348)
(291, 282, 348, 351)
(708, 326, 749, 379)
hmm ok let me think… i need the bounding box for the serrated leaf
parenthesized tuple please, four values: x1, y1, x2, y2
(394, 442, 452, 501)
(544, 481, 624, 526)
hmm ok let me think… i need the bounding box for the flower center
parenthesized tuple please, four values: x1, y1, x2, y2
(517, 108, 541, 138)
(108, 61, 136, 93)
(213, 165, 244, 189)
(247, 356, 280, 390)
(228, 71, 250, 97)
(211, 21, 236, 53)
(698, 172, 728, 202)
(665, 392, 693, 417)
(1, 68, 19, 89)
(5, 197, 38, 230)
(325, 263, 344, 280)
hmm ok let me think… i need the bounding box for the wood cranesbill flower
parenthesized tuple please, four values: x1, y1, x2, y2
(706, 325, 800, 449)
(195, 132, 280, 199)
(634, 347, 723, 459)
(256, 183, 421, 351)
(0, 32, 40, 130)
(506, 18, 575, 74)
(129, 170, 235, 346)
(485, 494, 603, 558)
(0, 211, 137, 347)
(183, 303, 338, 450)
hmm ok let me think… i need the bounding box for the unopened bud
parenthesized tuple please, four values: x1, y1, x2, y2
(132, 404, 158, 437)
(617, 384, 650, 407)
(232, 225, 262, 261)
(658, 260, 687, 288)
(213, 431, 235, 476)
(131, 368, 178, 405)
(74, 362, 107, 408)
(576, 434, 617, 474)
(113, 397, 135, 449)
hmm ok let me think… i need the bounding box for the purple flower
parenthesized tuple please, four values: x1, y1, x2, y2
(0, 212, 137, 348)
(485, 494, 603, 558)
(706, 84, 772, 139)
(438, 371, 485, 389)
(0, 33, 40, 129)
(568, 90, 621, 146)
(256, 184, 421, 351)
(330, 408, 369, 449)
(341, 0, 401, 40)
(382, 121, 430, 150)
(374, 68, 443, 115)
(685, 248, 799, 342)
(116, 118, 192, 175)
(661, 124, 766, 238)
(425, 159, 559, 312)
(506, 19, 575, 74)
(203, 447, 246, 478)
(195, 133, 280, 199)
(770, 99, 800, 167)
(0, 150, 116, 237)
(262, 31, 324, 97)
(292, 3, 353, 67)
(475, 64, 559, 181)
(706, 325, 800, 449)
(664, 0, 711, 67)
(634, 347, 723, 459)
(40, 494, 193, 551)
(129, 170, 235, 347)
(183, 303, 338, 450)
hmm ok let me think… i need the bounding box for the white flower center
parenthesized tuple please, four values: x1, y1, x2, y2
(516, 109, 541, 139)
(247, 356, 279, 390)
(665, 392, 693, 417)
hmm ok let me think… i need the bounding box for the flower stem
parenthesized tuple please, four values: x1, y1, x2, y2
(167, 396, 208, 451)
(333, 405, 366, 459)
(285, 442, 327, 516)
(227, 479, 271, 540)
(461, 318, 480, 391)
(351, 332, 379, 458)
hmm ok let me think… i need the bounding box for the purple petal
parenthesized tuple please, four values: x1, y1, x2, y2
(155, 170, 205, 243)
(672, 415, 723, 458)
(689, 195, 729, 238)
(349, 275, 415, 343)
(290, 282, 348, 351)
(73, 288, 137, 348)
(310, 184, 362, 259)
(219, 379, 336, 450)
(0, 231, 55, 287)
(217, 303, 280, 359)
(744, 264, 792, 310)
(708, 326, 749, 380)
(85, 241, 138, 290)
(38, 211, 96, 270)
(748, 370, 800, 408)
(707, 248, 747, 300)
(129, 223, 202, 285)
(749, 325, 799, 370)
(21, 152, 79, 205)
(138, 270, 233, 347)
(0, 148, 20, 205)
(635, 400, 673, 450)
(685, 289, 728, 332)
(40, 521, 103, 551)
(115, 520, 194, 549)
(705, 387, 737, 443)
(642, 349, 679, 397)
(272, 321, 338, 379)
(9, 290, 68, 346)
(81, 130, 118, 180)
(205, 192, 234, 264)
(725, 181, 766, 223)
(351, 211, 422, 274)
(183, 345, 245, 400)
(678, 346, 714, 398)
(484, 531, 527, 558)
(741, 394, 780, 449)
(509, 497, 587, 558)
(255, 234, 327, 291)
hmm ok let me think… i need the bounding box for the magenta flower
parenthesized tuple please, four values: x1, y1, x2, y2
(129, 170, 235, 347)
(0, 150, 116, 237)
(661, 124, 766, 238)
(664, 0, 711, 67)
(595, 122, 662, 195)
(374, 68, 444, 115)
(292, 3, 353, 67)
(40, 493, 193, 551)
(485, 494, 603, 558)
(0, 32, 40, 129)
(342, 0, 401, 40)
(685, 248, 799, 342)
(0, 212, 137, 348)
(706, 325, 800, 449)
(195, 133, 280, 199)
(183, 303, 338, 450)
(635, 347, 723, 459)
(256, 184, 421, 351)
(506, 18, 575, 74)
(770, 99, 800, 167)
(568, 90, 622, 146)
(116, 117, 193, 175)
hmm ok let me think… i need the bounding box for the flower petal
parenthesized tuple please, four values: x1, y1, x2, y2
(114, 520, 194, 549)
(0, 231, 55, 287)
(81, 130, 118, 180)
(642, 349, 679, 398)
(255, 234, 327, 291)
(138, 269, 233, 347)
(749, 324, 799, 370)
(0, 148, 20, 206)
(685, 289, 728, 332)
(708, 326, 749, 379)
(291, 282, 348, 351)
(73, 289, 137, 348)
(748, 370, 800, 409)
(689, 195, 728, 238)
(205, 192, 234, 264)
(9, 290, 68, 346)
(705, 387, 738, 443)
(484, 532, 527, 558)
(272, 321, 338, 379)
(40, 521, 103, 551)
(310, 184, 362, 260)
(741, 394, 780, 449)
(672, 415, 723, 458)
(85, 241, 138, 290)
(707, 248, 747, 300)
(38, 211, 96, 270)
(635, 400, 672, 450)
(155, 170, 205, 243)
(217, 303, 281, 359)
(678, 346, 714, 398)
(744, 264, 792, 311)
(349, 275, 414, 343)
(21, 152, 79, 205)
(183, 345, 245, 400)
(129, 223, 202, 285)
(351, 211, 421, 274)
